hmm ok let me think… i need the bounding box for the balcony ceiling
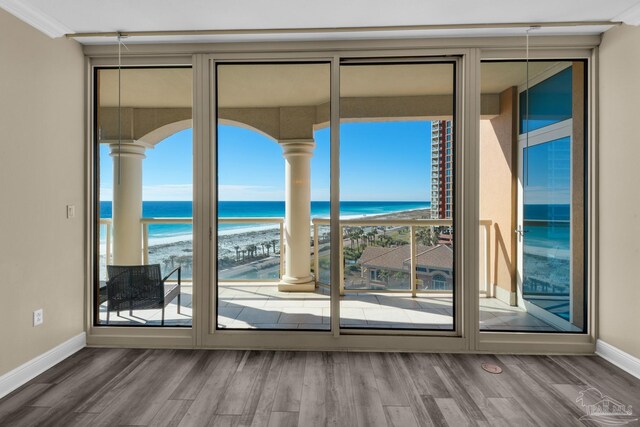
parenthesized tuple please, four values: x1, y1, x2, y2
(2, 0, 640, 43)
(98, 62, 566, 109)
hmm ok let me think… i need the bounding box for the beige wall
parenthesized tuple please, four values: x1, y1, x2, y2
(480, 87, 517, 298)
(599, 24, 640, 359)
(0, 10, 85, 375)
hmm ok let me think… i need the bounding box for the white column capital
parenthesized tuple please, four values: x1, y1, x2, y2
(279, 139, 316, 158)
(109, 141, 150, 159)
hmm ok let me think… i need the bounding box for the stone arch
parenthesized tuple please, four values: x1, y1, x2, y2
(217, 118, 278, 142)
(137, 119, 193, 147)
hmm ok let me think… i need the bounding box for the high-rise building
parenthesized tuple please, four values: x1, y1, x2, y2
(430, 120, 453, 219)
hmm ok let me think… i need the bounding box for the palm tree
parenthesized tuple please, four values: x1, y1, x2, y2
(432, 229, 441, 245)
(234, 245, 240, 262)
(265, 242, 272, 256)
(271, 239, 279, 254)
(241, 249, 246, 261)
(353, 229, 365, 248)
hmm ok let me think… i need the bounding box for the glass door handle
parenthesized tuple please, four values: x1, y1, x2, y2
(514, 226, 528, 241)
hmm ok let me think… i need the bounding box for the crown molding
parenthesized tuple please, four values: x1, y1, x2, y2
(0, 0, 72, 38)
(614, 1, 640, 25)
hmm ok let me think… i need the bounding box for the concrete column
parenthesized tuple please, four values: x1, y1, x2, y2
(279, 139, 316, 292)
(109, 143, 146, 265)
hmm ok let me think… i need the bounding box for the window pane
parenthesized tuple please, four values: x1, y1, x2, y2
(339, 62, 455, 331)
(95, 67, 193, 327)
(519, 67, 573, 134)
(480, 61, 586, 333)
(215, 63, 331, 331)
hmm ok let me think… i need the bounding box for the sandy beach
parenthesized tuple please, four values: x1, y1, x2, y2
(99, 208, 434, 281)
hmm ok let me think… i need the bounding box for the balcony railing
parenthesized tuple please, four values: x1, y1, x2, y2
(99, 217, 493, 297)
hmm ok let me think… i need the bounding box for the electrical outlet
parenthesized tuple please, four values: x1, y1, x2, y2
(66, 205, 75, 219)
(33, 309, 43, 327)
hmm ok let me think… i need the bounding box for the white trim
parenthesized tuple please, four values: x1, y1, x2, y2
(517, 119, 573, 146)
(0, 0, 72, 38)
(0, 332, 86, 399)
(614, 1, 640, 26)
(596, 340, 640, 380)
(493, 284, 517, 306)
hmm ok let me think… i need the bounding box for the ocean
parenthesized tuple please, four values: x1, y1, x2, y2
(99, 200, 431, 244)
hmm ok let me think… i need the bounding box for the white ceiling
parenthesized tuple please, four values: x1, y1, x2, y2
(2, 0, 640, 43)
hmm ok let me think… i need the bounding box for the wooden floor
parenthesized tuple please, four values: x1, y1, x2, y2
(1, 349, 638, 427)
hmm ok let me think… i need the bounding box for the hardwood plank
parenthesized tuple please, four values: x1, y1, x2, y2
(248, 352, 285, 427)
(435, 354, 508, 424)
(487, 397, 536, 427)
(501, 364, 584, 427)
(0, 406, 52, 427)
(211, 414, 242, 427)
(271, 352, 306, 412)
(325, 352, 357, 427)
(86, 349, 200, 426)
(299, 352, 327, 426)
(384, 406, 419, 427)
(267, 411, 298, 427)
(419, 395, 447, 427)
(0, 383, 51, 413)
(148, 399, 193, 427)
(32, 348, 134, 408)
(179, 351, 245, 427)
(433, 363, 488, 424)
(170, 350, 218, 400)
(403, 353, 450, 398)
(348, 352, 387, 427)
(391, 353, 438, 426)
(435, 398, 472, 426)
(369, 353, 409, 406)
(217, 351, 268, 415)
(73, 348, 152, 413)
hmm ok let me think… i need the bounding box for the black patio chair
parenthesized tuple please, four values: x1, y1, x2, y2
(103, 264, 181, 326)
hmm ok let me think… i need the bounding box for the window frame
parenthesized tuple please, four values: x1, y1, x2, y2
(82, 39, 597, 354)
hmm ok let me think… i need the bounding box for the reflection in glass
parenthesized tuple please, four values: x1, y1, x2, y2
(479, 60, 585, 333)
(523, 137, 571, 318)
(520, 67, 572, 134)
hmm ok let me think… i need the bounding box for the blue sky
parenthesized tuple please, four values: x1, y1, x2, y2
(101, 121, 432, 202)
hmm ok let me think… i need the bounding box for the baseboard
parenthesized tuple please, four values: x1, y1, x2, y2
(0, 332, 86, 400)
(493, 284, 517, 306)
(596, 339, 640, 380)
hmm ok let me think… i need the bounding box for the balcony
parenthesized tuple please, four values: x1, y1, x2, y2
(98, 217, 557, 331)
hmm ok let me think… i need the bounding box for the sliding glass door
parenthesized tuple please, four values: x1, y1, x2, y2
(94, 67, 193, 327)
(215, 62, 331, 331)
(337, 61, 457, 331)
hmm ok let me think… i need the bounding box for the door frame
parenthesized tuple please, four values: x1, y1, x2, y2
(516, 119, 580, 332)
(198, 50, 471, 351)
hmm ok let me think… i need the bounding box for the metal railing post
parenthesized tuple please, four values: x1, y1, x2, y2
(279, 221, 285, 279)
(142, 222, 149, 264)
(313, 221, 319, 286)
(105, 222, 112, 266)
(339, 225, 345, 296)
(485, 222, 492, 297)
(410, 225, 417, 298)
